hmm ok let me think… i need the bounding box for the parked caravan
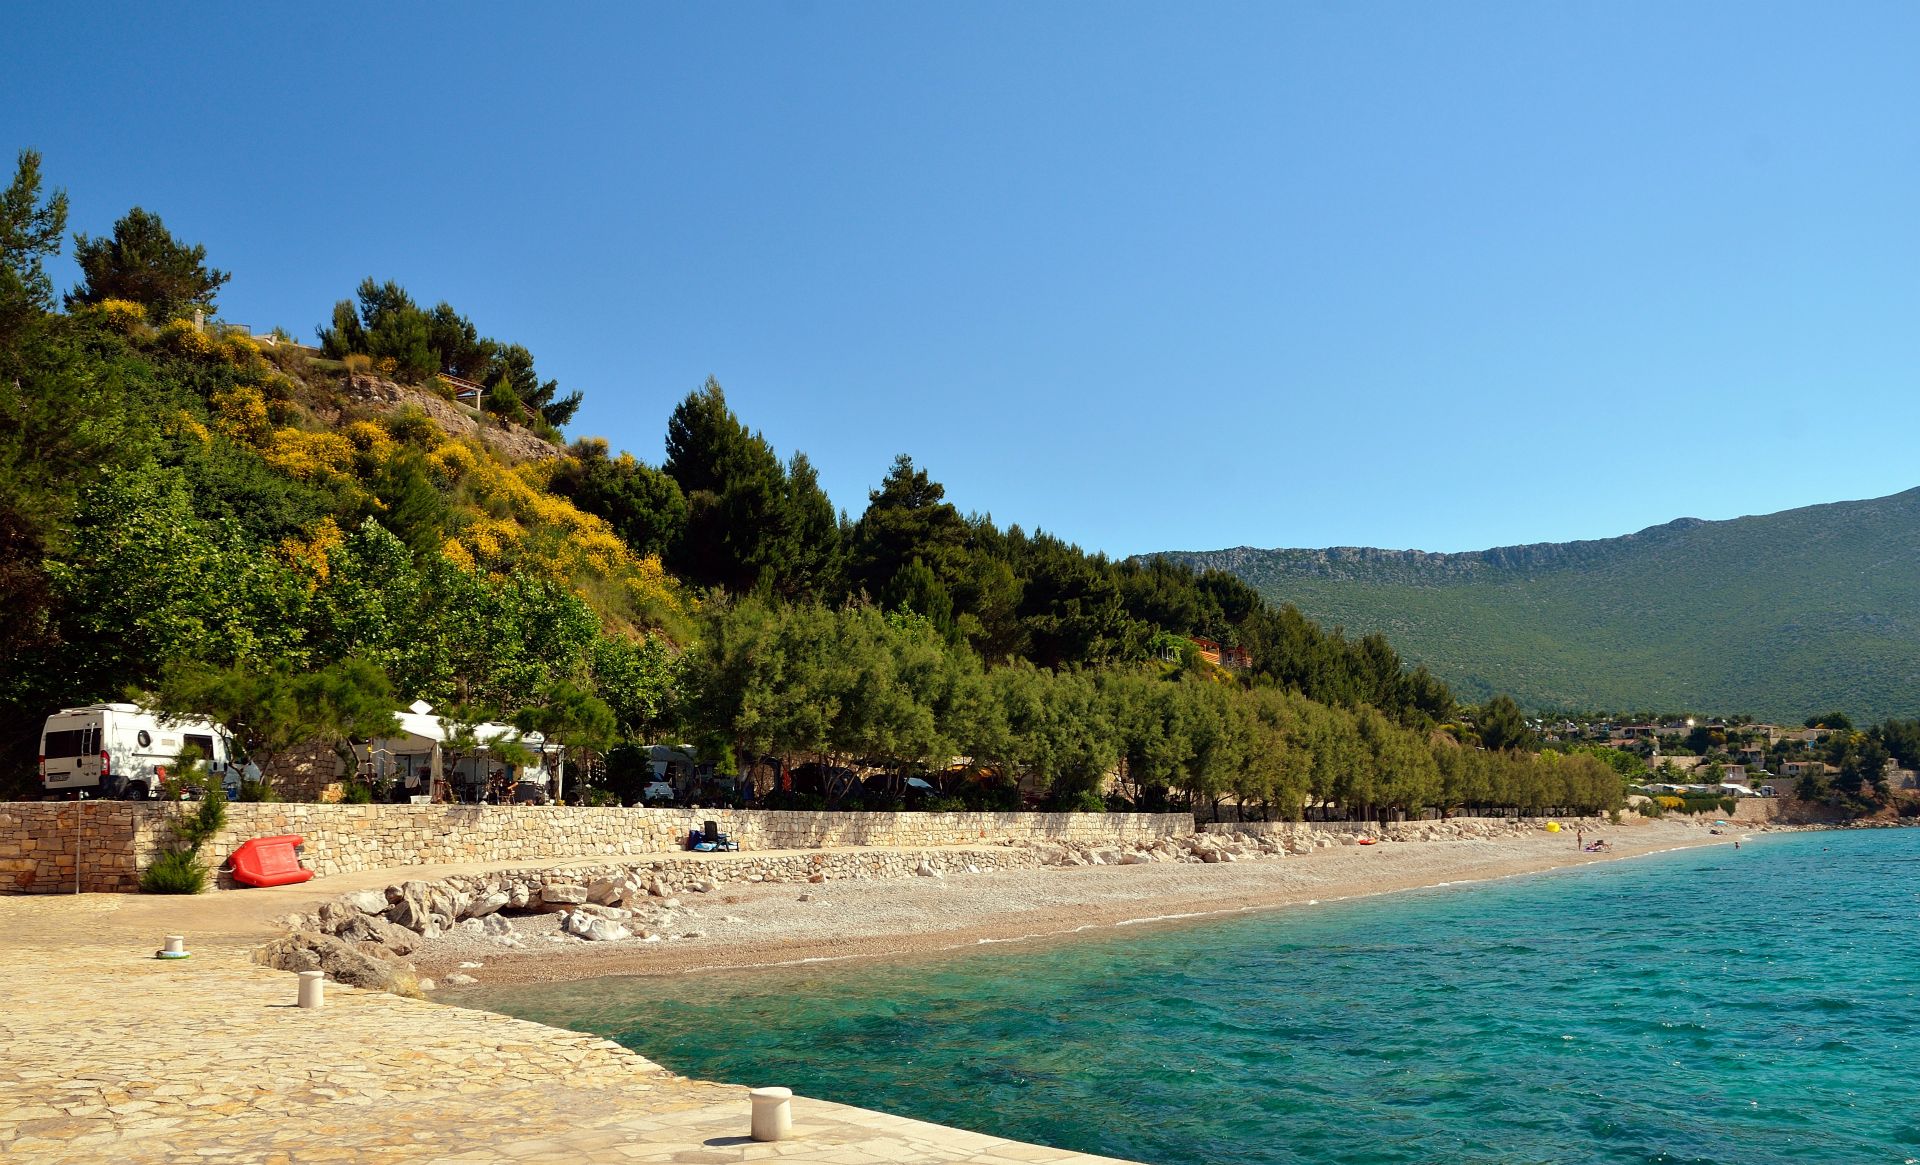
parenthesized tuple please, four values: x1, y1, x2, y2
(38, 703, 253, 800)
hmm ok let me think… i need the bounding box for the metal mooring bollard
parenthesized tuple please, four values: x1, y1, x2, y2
(296, 970, 326, 1009)
(749, 1086, 793, 1142)
(156, 935, 190, 960)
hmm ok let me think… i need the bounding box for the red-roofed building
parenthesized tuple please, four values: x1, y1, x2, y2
(1187, 637, 1251, 671)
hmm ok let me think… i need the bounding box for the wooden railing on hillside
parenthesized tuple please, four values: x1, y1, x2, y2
(439, 373, 485, 405)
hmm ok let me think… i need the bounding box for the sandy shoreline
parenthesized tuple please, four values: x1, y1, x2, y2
(419, 818, 1746, 988)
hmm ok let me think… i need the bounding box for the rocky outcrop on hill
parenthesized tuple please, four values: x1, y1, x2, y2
(337, 373, 562, 463)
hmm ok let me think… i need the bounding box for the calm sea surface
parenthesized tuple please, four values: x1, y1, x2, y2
(461, 830, 1920, 1164)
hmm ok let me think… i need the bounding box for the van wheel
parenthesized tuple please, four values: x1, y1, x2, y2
(120, 782, 148, 801)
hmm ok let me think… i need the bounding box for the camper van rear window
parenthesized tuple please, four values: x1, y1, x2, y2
(43, 729, 92, 758)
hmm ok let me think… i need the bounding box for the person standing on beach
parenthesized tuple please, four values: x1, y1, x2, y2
(1576, 828, 1584, 850)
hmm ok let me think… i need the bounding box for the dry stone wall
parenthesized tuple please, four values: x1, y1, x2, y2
(0, 802, 1192, 893)
(1203, 817, 1555, 839)
(0, 802, 163, 893)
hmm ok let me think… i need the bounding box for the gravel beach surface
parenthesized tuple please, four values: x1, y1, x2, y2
(415, 818, 1737, 987)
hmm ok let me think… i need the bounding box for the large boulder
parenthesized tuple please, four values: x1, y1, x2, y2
(540, 883, 588, 906)
(460, 890, 510, 920)
(384, 881, 439, 933)
(616, 879, 654, 910)
(314, 900, 361, 934)
(337, 913, 421, 955)
(342, 889, 389, 916)
(254, 931, 420, 996)
(571, 902, 628, 920)
(561, 911, 630, 942)
(354, 941, 411, 965)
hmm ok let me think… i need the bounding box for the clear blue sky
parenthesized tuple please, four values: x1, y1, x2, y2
(6, 3, 1917, 557)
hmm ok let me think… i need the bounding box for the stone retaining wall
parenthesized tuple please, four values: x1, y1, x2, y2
(1204, 819, 1376, 836)
(1727, 795, 1848, 825)
(1202, 816, 1575, 837)
(0, 802, 153, 893)
(0, 802, 1193, 893)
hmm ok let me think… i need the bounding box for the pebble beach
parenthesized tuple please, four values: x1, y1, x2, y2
(413, 817, 1739, 988)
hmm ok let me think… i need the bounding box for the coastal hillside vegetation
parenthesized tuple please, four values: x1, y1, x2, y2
(1541, 709, 1920, 820)
(1160, 493, 1920, 723)
(0, 149, 1623, 819)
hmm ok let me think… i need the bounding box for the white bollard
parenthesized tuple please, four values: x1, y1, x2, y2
(296, 970, 325, 1009)
(749, 1086, 793, 1142)
(156, 934, 190, 960)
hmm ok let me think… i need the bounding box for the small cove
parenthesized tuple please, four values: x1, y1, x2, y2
(459, 830, 1920, 1164)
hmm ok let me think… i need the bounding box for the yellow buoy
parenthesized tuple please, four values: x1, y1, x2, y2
(1545, 821, 1561, 833)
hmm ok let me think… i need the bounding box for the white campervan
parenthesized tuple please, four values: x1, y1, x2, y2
(38, 703, 251, 800)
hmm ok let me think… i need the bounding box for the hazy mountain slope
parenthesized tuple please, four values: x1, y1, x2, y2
(1161, 489, 1920, 721)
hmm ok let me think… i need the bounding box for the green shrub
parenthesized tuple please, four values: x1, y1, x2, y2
(79, 297, 149, 334)
(963, 780, 1023, 812)
(141, 762, 224, 893)
(339, 780, 374, 804)
(1054, 788, 1108, 814)
(157, 317, 215, 357)
(173, 787, 226, 848)
(237, 778, 278, 803)
(384, 405, 439, 447)
(484, 379, 521, 417)
(139, 846, 210, 894)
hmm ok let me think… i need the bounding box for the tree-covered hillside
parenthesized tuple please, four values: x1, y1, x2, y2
(3, 148, 1639, 820)
(1160, 492, 1920, 722)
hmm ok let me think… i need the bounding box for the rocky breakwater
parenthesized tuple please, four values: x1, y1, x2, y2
(260, 821, 1555, 991)
(1028, 817, 1540, 867)
(264, 846, 1039, 990)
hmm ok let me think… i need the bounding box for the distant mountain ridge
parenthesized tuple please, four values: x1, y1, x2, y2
(1158, 490, 1920, 722)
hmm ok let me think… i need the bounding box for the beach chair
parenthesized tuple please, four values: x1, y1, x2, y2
(704, 819, 739, 852)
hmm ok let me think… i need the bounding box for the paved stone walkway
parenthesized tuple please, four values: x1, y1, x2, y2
(0, 884, 1134, 1164)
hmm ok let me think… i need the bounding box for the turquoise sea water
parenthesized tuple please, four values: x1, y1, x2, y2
(464, 830, 1920, 1164)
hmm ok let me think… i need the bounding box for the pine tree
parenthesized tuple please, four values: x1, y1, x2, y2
(0, 149, 68, 322)
(68, 207, 228, 319)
